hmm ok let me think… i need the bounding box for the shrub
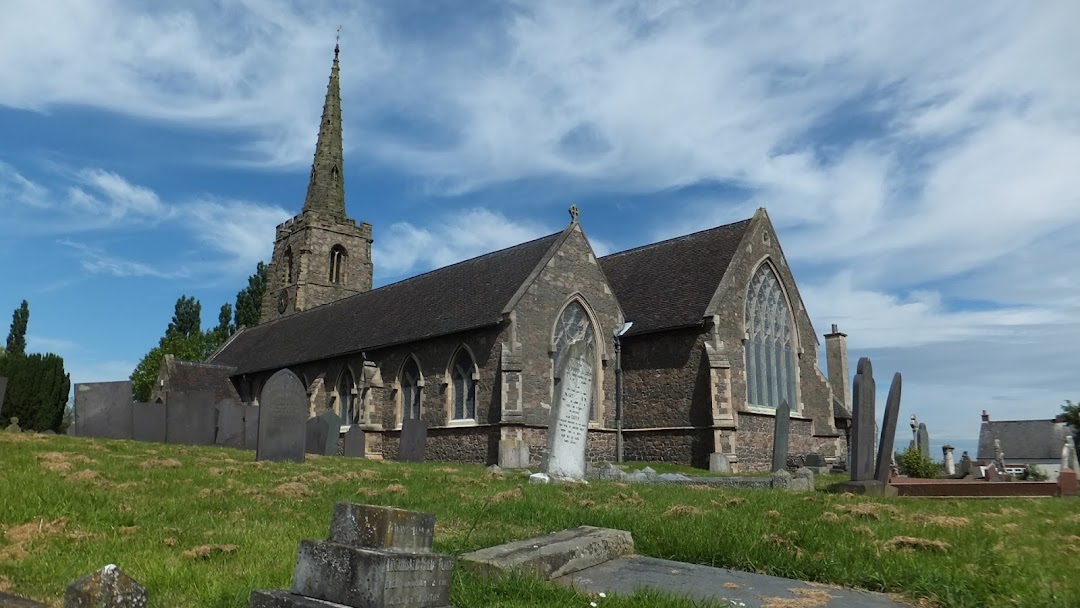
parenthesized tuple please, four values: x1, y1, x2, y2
(898, 446, 939, 478)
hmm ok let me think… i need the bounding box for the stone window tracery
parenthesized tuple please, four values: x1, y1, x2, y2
(451, 349, 476, 421)
(400, 358, 422, 424)
(552, 300, 598, 422)
(744, 262, 798, 409)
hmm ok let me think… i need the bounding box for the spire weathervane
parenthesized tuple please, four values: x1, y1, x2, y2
(335, 25, 341, 58)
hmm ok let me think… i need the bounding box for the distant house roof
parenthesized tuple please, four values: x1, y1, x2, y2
(977, 419, 1068, 461)
(211, 232, 561, 375)
(155, 355, 240, 403)
(599, 218, 752, 336)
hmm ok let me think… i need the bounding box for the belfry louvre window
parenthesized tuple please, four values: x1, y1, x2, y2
(400, 358, 422, 422)
(552, 301, 598, 422)
(284, 247, 294, 284)
(744, 263, 798, 409)
(329, 245, 347, 284)
(451, 350, 476, 421)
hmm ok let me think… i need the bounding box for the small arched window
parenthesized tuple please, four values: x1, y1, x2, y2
(283, 247, 294, 285)
(338, 368, 356, 424)
(400, 358, 422, 423)
(451, 349, 476, 421)
(329, 245, 347, 284)
(744, 262, 798, 409)
(552, 300, 598, 422)
(330, 164, 340, 184)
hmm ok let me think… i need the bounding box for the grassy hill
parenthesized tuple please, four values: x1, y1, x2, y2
(1, 432, 1077, 607)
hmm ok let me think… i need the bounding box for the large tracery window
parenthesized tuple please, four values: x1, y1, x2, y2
(552, 301, 598, 422)
(338, 368, 356, 425)
(451, 349, 476, 421)
(400, 358, 422, 424)
(745, 263, 798, 410)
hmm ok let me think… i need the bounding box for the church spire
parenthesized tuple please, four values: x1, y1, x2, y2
(302, 38, 346, 219)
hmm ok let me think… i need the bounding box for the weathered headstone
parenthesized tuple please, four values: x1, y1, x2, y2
(342, 426, 366, 458)
(709, 452, 732, 473)
(543, 339, 594, 481)
(770, 401, 791, 473)
(74, 382, 134, 440)
(131, 403, 166, 443)
(398, 418, 428, 463)
(993, 438, 1006, 474)
(1063, 435, 1080, 472)
(257, 369, 308, 463)
(942, 444, 956, 476)
(5, 416, 20, 433)
(215, 400, 247, 449)
(306, 411, 342, 456)
(65, 564, 147, 608)
(498, 438, 530, 469)
(250, 503, 455, 608)
(916, 423, 930, 458)
(850, 358, 876, 482)
(874, 373, 902, 484)
(165, 389, 217, 446)
(243, 405, 260, 451)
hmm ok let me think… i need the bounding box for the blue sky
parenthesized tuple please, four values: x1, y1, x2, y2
(2, 1, 1079, 457)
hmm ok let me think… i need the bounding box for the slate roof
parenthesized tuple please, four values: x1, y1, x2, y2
(977, 419, 1068, 461)
(167, 358, 240, 403)
(211, 232, 561, 375)
(599, 219, 752, 336)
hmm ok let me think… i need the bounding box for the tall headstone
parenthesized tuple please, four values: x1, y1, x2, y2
(916, 423, 930, 457)
(543, 339, 594, 481)
(398, 419, 428, 462)
(165, 390, 217, 446)
(74, 381, 134, 440)
(874, 373, 902, 483)
(306, 411, 342, 456)
(215, 400, 247, 449)
(993, 438, 1006, 474)
(250, 504, 455, 608)
(850, 358, 876, 482)
(342, 426, 366, 458)
(131, 403, 167, 443)
(942, 444, 956, 476)
(243, 405, 260, 451)
(1064, 435, 1080, 472)
(257, 369, 308, 463)
(65, 564, 147, 607)
(770, 401, 791, 473)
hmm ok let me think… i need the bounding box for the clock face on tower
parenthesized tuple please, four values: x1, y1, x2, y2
(277, 290, 289, 314)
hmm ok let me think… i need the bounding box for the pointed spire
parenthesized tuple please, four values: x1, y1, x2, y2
(302, 38, 346, 219)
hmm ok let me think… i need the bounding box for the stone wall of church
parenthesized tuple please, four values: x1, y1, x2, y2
(507, 224, 624, 428)
(381, 426, 498, 464)
(736, 412, 821, 471)
(623, 429, 712, 467)
(619, 327, 713, 429)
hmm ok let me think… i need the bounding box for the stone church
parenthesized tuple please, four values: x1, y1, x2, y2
(195, 45, 855, 471)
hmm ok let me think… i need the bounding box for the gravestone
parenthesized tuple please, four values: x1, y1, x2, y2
(131, 403, 167, 443)
(65, 564, 147, 607)
(1063, 435, 1080, 472)
(770, 401, 791, 473)
(74, 381, 134, 440)
(342, 426, 366, 458)
(993, 438, 1006, 474)
(942, 445, 956, 476)
(215, 400, 247, 449)
(498, 438, 530, 469)
(803, 453, 826, 468)
(850, 358, 876, 481)
(257, 369, 308, 463)
(243, 405, 260, 451)
(306, 411, 342, 456)
(398, 419, 428, 463)
(5, 416, 20, 433)
(250, 503, 455, 608)
(709, 452, 732, 473)
(165, 389, 217, 446)
(916, 423, 930, 457)
(543, 339, 594, 481)
(874, 373, 902, 484)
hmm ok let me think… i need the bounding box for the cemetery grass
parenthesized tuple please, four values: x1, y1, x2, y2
(2, 436, 1078, 608)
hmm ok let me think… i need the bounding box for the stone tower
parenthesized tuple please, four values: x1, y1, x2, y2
(261, 42, 373, 324)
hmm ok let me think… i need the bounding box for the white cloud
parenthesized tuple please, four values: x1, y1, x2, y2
(26, 334, 79, 355)
(182, 198, 292, 275)
(58, 240, 187, 279)
(373, 208, 552, 279)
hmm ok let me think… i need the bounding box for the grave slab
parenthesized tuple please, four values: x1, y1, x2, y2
(459, 526, 634, 580)
(398, 419, 427, 463)
(328, 503, 434, 553)
(216, 400, 246, 449)
(257, 369, 308, 463)
(165, 389, 217, 446)
(64, 564, 147, 608)
(74, 382, 134, 440)
(342, 426, 365, 458)
(771, 401, 790, 472)
(244, 405, 260, 451)
(306, 411, 342, 456)
(131, 403, 166, 443)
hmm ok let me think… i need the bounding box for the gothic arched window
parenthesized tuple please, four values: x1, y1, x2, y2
(400, 358, 422, 423)
(744, 262, 798, 409)
(451, 349, 476, 421)
(338, 368, 356, 424)
(283, 247, 294, 285)
(329, 245, 347, 284)
(552, 300, 598, 422)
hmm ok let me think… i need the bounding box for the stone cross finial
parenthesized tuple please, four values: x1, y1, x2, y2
(569, 205, 580, 223)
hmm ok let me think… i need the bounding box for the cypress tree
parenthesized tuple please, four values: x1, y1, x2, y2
(5, 300, 29, 358)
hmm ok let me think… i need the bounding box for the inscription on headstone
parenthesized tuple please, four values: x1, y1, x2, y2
(257, 369, 308, 463)
(343, 426, 366, 458)
(74, 381, 134, 440)
(543, 340, 594, 481)
(132, 403, 167, 443)
(398, 419, 428, 463)
(165, 389, 217, 446)
(771, 401, 791, 473)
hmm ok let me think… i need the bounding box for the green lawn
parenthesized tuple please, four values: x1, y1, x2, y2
(1, 432, 1078, 607)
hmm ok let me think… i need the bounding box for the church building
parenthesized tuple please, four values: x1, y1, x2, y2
(203, 45, 853, 471)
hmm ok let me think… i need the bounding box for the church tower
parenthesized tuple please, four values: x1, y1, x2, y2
(261, 42, 373, 324)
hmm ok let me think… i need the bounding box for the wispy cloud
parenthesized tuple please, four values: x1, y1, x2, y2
(58, 239, 188, 279)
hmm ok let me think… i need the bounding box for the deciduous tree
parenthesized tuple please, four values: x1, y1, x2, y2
(234, 261, 268, 329)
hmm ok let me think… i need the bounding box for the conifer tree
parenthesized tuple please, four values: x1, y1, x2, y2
(5, 300, 29, 358)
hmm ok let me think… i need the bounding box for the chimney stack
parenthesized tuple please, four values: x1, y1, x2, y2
(824, 324, 850, 411)
(982, 410, 990, 422)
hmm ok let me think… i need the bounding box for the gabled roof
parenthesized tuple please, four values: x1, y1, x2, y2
(599, 218, 752, 336)
(163, 356, 240, 403)
(211, 232, 562, 375)
(977, 419, 1068, 461)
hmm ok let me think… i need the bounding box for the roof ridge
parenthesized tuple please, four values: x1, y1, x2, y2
(599, 217, 752, 260)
